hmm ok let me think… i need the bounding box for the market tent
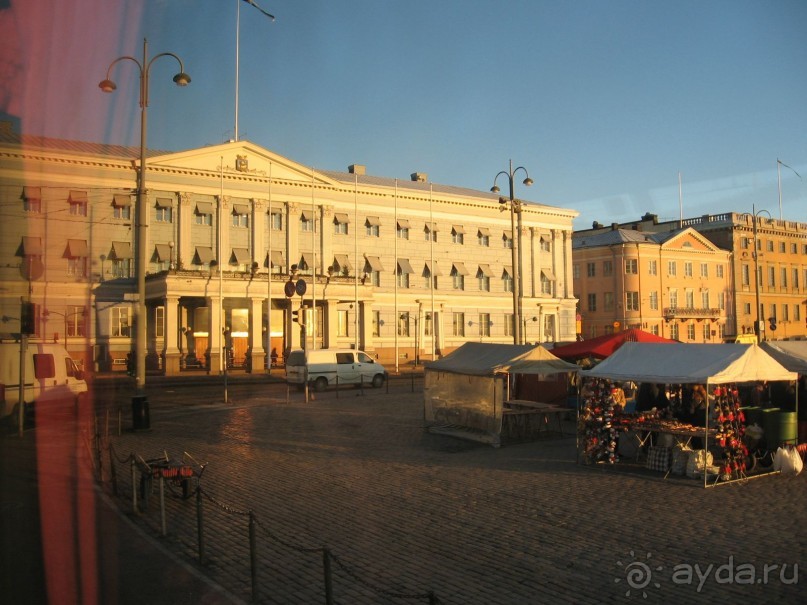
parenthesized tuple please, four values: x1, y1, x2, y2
(760, 341, 807, 373)
(551, 328, 676, 361)
(583, 342, 796, 384)
(424, 343, 579, 446)
(426, 342, 580, 376)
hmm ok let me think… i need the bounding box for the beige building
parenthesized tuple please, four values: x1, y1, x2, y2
(1, 130, 579, 374)
(572, 227, 732, 341)
(576, 212, 807, 341)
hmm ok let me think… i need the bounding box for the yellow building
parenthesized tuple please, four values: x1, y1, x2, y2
(0, 129, 579, 374)
(572, 227, 731, 341)
(576, 212, 807, 341)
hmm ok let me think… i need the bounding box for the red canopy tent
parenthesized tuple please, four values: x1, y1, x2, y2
(551, 328, 677, 361)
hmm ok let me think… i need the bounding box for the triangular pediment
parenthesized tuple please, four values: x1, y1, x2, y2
(658, 227, 723, 252)
(147, 140, 338, 186)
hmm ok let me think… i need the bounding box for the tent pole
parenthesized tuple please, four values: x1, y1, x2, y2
(704, 381, 710, 489)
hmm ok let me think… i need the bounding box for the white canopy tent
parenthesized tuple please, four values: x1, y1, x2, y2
(583, 342, 796, 384)
(424, 343, 580, 446)
(582, 343, 797, 487)
(760, 341, 807, 373)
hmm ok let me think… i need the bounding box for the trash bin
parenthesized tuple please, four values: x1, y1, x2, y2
(132, 395, 150, 430)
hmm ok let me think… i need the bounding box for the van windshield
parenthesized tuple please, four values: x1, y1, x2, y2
(358, 352, 373, 363)
(287, 351, 306, 366)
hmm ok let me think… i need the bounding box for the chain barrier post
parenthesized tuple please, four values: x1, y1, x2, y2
(159, 474, 167, 536)
(323, 547, 333, 605)
(358, 373, 364, 396)
(109, 447, 118, 496)
(335, 375, 339, 399)
(249, 511, 258, 602)
(130, 457, 139, 514)
(196, 487, 205, 564)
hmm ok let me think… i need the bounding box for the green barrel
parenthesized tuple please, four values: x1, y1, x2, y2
(762, 408, 798, 447)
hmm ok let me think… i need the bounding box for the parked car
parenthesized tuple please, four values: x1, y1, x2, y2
(0, 340, 88, 422)
(285, 348, 387, 391)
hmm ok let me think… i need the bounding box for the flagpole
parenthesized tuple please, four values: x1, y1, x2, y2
(234, 0, 240, 142)
(778, 159, 782, 221)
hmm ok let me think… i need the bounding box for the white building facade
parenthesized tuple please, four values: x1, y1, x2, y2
(0, 132, 579, 374)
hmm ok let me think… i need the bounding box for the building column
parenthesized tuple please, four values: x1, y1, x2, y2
(359, 300, 374, 352)
(325, 299, 338, 348)
(178, 193, 193, 270)
(207, 295, 223, 374)
(249, 296, 265, 372)
(164, 295, 181, 375)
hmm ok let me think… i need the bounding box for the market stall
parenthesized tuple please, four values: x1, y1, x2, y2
(550, 328, 676, 361)
(424, 342, 580, 447)
(578, 342, 798, 487)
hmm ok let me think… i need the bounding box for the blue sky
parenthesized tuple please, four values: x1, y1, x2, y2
(7, 0, 807, 228)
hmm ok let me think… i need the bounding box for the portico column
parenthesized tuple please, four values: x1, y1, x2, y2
(207, 295, 222, 374)
(164, 295, 181, 374)
(249, 296, 265, 372)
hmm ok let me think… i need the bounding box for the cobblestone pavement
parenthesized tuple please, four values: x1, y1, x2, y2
(99, 382, 805, 605)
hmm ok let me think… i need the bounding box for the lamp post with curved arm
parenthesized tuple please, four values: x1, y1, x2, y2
(99, 39, 190, 393)
(492, 160, 533, 345)
(741, 205, 771, 342)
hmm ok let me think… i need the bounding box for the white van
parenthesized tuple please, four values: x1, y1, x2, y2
(0, 340, 88, 422)
(285, 349, 388, 391)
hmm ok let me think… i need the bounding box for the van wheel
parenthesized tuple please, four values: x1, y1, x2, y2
(371, 374, 385, 388)
(314, 377, 328, 392)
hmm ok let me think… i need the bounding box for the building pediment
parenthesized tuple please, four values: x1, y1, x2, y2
(146, 140, 339, 186)
(657, 227, 724, 252)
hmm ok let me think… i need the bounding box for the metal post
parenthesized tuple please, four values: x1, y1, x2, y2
(196, 488, 205, 564)
(131, 458, 138, 514)
(249, 511, 258, 602)
(323, 548, 333, 605)
(159, 475, 166, 536)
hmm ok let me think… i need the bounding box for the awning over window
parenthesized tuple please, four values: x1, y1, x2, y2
(300, 210, 316, 222)
(110, 241, 132, 260)
(68, 190, 88, 204)
(194, 246, 215, 264)
(365, 216, 381, 227)
(334, 213, 350, 224)
(22, 186, 41, 200)
(232, 204, 249, 215)
(541, 268, 556, 281)
(153, 244, 171, 262)
(478, 263, 494, 277)
(503, 230, 512, 239)
(397, 219, 410, 229)
(113, 194, 132, 207)
(195, 202, 213, 215)
(503, 265, 513, 277)
(477, 227, 491, 237)
(231, 248, 250, 264)
(65, 239, 88, 258)
(451, 225, 465, 234)
(155, 198, 173, 209)
(333, 254, 353, 272)
(397, 258, 414, 274)
(364, 255, 384, 272)
(424, 222, 439, 232)
(20, 236, 42, 256)
(452, 262, 469, 276)
(424, 260, 442, 276)
(298, 252, 314, 268)
(267, 250, 285, 268)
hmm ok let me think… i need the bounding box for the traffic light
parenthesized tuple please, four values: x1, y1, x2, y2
(292, 307, 300, 323)
(769, 317, 777, 332)
(21, 301, 37, 335)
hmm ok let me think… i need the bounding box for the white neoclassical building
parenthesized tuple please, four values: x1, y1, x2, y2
(0, 128, 579, 374)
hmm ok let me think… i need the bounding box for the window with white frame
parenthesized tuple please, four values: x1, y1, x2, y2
(684, 262, 693, 277)
(540, 237, 551, 253)
(669, 289, 678, 308)
(668, 261, 677, 276)
(337, 310, 349, 337)
(155, 205, 172, 223)
(702, 290, 709, 308)
(648, 260, 657, 275)
(155, 306, 165, 338)
(741, 264, 750, 286)
(781, 267, 788, 288)
(685, 290, 694, 308)
(573, 264, 580, 279)
(22, 187, 41, 213)
(716, 265, 724, 278)
(68, 190, 88, 216)
(795, 268, 800, 290)
(269, 210, 283, 231)
(111, 306, 131, 337)
(502, 269, 513, 293)
(768, 267, 775, 287)
(398, 312, 410, 337)
(603, 260, 613, 276)
(718, 292, 725, 310)
(425, 224, 437, 242)
(333, 213, 349, 235)
(365, 216, 380, 237)
(670, 323, 679, 340)
(795, 305, 801, 322)
(626, 291, 639, 311)
(397, 220, 409, 240)
(504, 314, 514, 337)
(477, 265, 491, 292)
(372, 310, 380, 337)
(66, 305, 86, 337)
(451, 226, 464, 245)
(232, 209, 249, 228)
(478, 313, 491, 337)
(503, 231, 512, 249)
(649, 291, 658, 310)
(452, 312, 465, 336)
(478, 228, 490, 247)
(625, 259, 638, 274)
(604, 292, 614, 311)
(700, 263, 708, 278)
(703, 323, 711, 341)
(113, 195, 131, 220)
(687, 323, 695, 340)
(301, 211, 316, 232)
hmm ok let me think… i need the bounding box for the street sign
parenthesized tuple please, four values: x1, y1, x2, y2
(284, 280, 295, 298)
(295, 279, 307, 296)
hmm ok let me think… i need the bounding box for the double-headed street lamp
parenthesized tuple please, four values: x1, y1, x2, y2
(99, 39, 190, 393)
(492, 160, 533, 345)
(741, 205, 771, 342)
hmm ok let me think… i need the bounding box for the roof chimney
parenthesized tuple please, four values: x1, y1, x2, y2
(410, 172, 428, 182)
(348, 164, 366, 175)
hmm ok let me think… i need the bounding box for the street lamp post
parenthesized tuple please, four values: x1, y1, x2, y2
(99, 39, 190, 394)
(492, 160, 533, 345)
(742, 205, 771, 342)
